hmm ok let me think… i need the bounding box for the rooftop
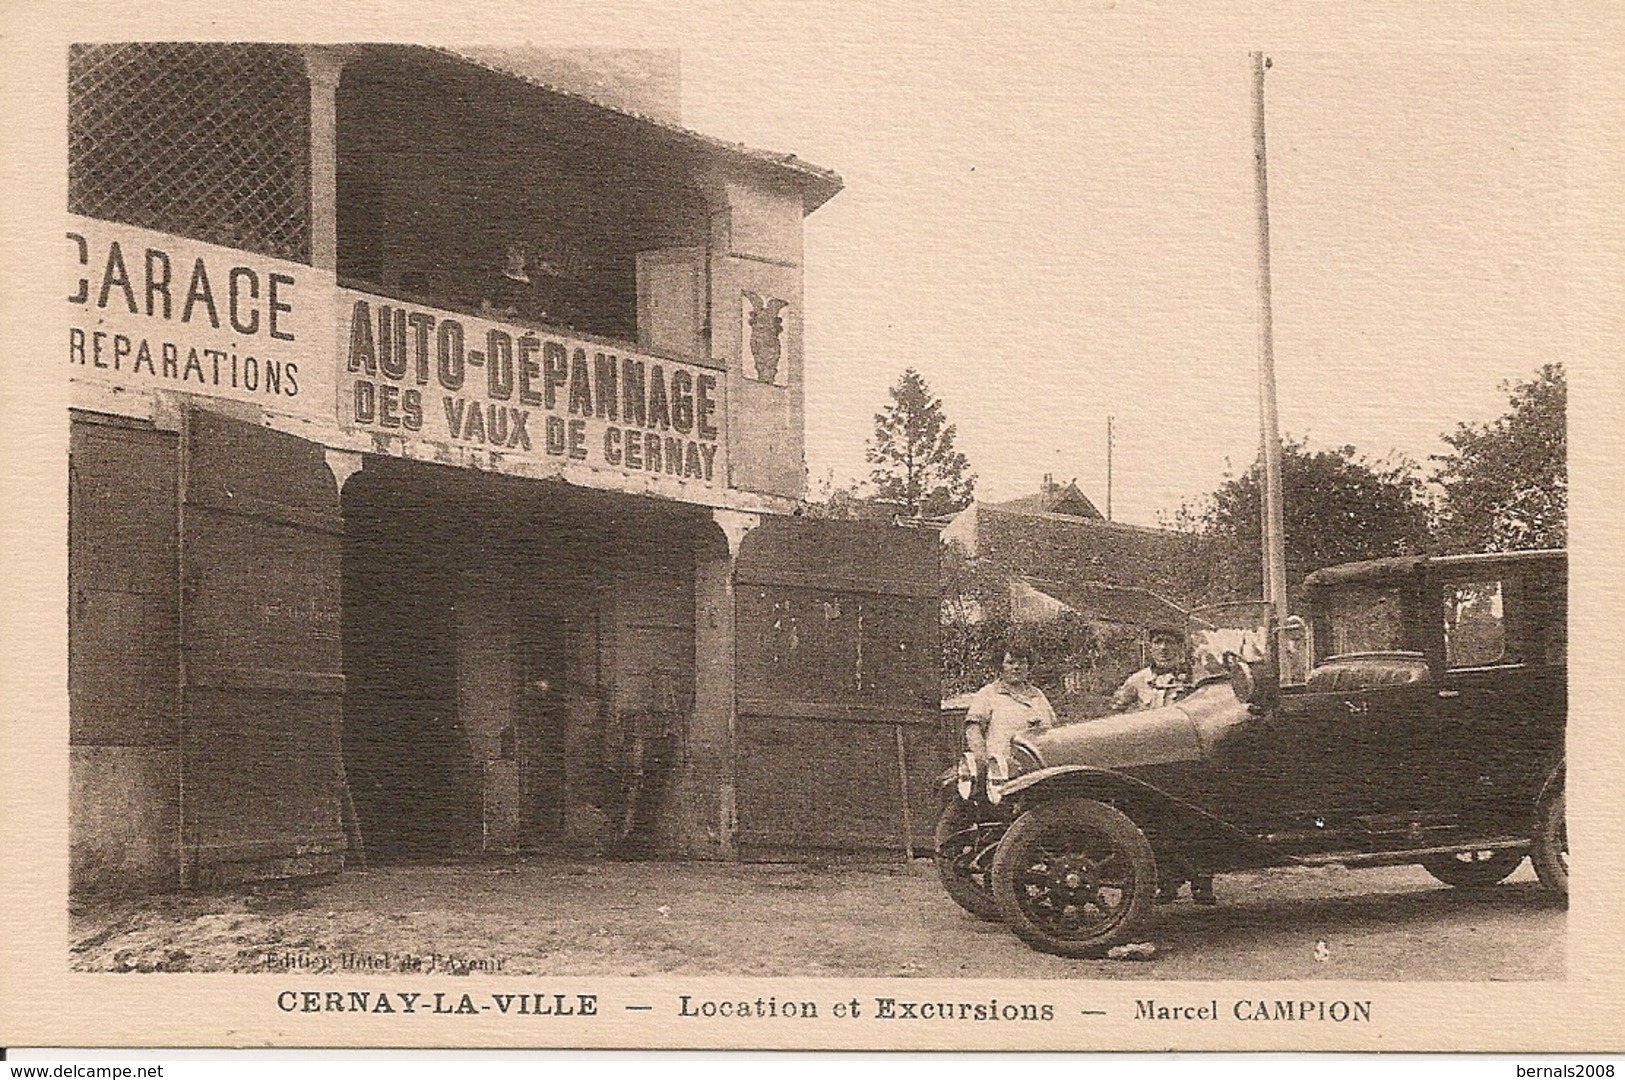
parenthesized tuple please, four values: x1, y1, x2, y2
(1303, 549, 1566, 589)
(423, 45, 843, 213)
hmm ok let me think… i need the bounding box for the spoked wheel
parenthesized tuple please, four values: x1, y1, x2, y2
(990, 798, 1157, 958)
(1421, 848, 1526, 888)
(1531, 779, 1568, 901)
(934, 801, 1005, 921)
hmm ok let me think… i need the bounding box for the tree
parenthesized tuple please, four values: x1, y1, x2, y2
(867, 368, 976, 517)
(1197, 437, 1432, 598)
(1432, 364, 1566, 553)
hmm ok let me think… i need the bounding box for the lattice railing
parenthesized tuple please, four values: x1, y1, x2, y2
(69, 42, 311, 264)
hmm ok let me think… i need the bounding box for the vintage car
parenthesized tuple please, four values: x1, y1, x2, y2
(935, 550, 1568, 957)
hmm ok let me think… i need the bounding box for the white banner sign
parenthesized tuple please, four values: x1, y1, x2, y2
(66, 215, 332, 423)
(337, 289, 726, 489)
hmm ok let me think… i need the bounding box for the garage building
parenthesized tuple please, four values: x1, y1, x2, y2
(67, 43, 944, 894)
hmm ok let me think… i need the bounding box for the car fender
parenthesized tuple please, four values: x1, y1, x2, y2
(997, 764, 1269, 863)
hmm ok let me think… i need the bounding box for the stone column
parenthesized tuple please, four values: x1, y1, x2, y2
(323, 448, 365, 863)
(675, 509, 758, 857)
(300, 46, 347, 273)
(323, 449, 363, 495)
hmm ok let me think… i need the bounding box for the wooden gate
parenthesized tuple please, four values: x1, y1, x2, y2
(733, 518, 946, 855)
(179, 408, 348, 884)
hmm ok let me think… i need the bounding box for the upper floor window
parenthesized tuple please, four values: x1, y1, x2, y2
(335, 50, 710, 348)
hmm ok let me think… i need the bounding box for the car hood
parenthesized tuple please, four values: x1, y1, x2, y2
(1013, 680, 1250, 774)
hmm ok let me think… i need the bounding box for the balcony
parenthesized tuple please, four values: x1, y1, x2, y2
(67, 42, 840, 504)
(336, 46, 714, 352)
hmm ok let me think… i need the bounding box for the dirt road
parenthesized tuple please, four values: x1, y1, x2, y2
(69, 858, 1562, 980)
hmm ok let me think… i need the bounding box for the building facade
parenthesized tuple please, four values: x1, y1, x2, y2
(68, 44, 943, 894)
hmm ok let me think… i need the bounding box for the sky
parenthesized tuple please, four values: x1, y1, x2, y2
(668, 11, 1570, 527)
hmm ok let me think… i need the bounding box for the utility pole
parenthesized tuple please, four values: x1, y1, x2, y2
(1251, 50, 1288, 622)
(1106, 415, 1114, 522)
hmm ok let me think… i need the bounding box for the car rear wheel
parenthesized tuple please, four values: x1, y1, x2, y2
(1420, 848, 1525, 888)
(990, 798, 1157, 958)
(1531, 780, 1568, 900)
(934, 801, 1004, 921)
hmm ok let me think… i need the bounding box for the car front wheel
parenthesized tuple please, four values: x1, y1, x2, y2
(934, 800, 1004, 921)
(990, 797, 1157, 958)
(1420, 848, 1525, 888)
(1531, 779, 1568, 900)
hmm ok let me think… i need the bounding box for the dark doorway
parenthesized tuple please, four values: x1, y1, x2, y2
(512, 597, 570, 844)
(341, 458, 715, 858)
(341, 461, 473, 858)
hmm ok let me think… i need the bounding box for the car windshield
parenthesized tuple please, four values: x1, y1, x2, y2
(1187, 602, 1271, 683)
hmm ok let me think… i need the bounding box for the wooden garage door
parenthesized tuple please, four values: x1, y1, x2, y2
(179, 407, 347, 884)
(69, 416, 179, 751)
(733, 518, 947, 854)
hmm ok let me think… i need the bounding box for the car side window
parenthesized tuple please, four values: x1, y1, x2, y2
(1318, 585, 1411, 660)
(1442, 579, 1507, 669)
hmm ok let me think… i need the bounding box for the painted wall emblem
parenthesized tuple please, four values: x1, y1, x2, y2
(742, 290, 789, 384)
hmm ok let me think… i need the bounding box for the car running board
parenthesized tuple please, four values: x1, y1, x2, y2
(1286, 837, 1529, 869)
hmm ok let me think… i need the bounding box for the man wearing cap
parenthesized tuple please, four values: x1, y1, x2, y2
(1110, 626, 1215, 905)
(1110, 626, 1191, 713)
